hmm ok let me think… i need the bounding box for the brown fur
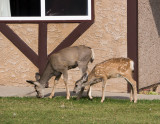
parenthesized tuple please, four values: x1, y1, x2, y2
(74, 58, 137, 103)
(27, 45, 94, 99)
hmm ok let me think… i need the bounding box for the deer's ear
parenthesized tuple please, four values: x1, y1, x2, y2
(26, 80, 40, 86)
(35, 73, 40, 81)
(26, 80, 34, 84)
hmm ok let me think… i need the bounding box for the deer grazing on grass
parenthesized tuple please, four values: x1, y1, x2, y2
(73, 58, 137, 103)
(26, 45, 94, 99)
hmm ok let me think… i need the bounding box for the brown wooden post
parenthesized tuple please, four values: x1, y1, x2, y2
(127, 0, 139, 91)
(38, 23, 48, 75)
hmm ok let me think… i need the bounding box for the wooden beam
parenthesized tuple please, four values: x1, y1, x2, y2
(0, 23, 39, 67)
(127, 0, 139, 90)
(49, 21, 94, 56)
(38, 23, 48, 75)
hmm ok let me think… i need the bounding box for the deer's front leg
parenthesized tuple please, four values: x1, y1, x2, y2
(101, 77, 107, 103)
(77, 87, 84, 100)
(63, 70, 70, 100)
(77, 85, 92, 100)
(87, 86, 93, 99)
(49, 74, 61, 99)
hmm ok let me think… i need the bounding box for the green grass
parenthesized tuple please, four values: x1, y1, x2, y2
(0, 97, 160, 124)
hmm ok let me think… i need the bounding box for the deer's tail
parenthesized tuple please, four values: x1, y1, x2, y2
(90, 48, 95, 63)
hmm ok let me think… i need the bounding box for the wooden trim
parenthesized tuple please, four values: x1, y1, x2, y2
(0, 0, 94, 23)
(38, 23, 48, 75)
(127, 0, 139, 91)
(0, 20, 93, 23)
(0, 23, 39, 67)
(91, 0, 95, 21)
(49, 21, 94, 56)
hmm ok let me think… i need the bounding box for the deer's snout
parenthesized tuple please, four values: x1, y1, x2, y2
(73, 84, 80, 94)
(36, 94, 44, 98)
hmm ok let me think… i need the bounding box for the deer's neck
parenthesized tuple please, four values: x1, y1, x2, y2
(84, 71, 102, 87)
(39, 62, 53, 87)
(83, 73, 95, 86)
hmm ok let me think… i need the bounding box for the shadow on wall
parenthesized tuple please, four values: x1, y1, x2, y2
(149, 0, 160, 36)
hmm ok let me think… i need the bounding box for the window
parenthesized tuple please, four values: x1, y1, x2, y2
(0, 0, 92, 21)
(10, 0, 41, 17)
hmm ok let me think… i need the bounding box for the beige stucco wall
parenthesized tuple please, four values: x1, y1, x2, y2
(138, 0, 160, 89)
(0, 0, 127, 92)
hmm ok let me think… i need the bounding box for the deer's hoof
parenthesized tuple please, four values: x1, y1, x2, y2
(89, 96, 93, 100)
(49, 96, 52, 99)
(66, 97, 70, 100)
(101, 100, 104, 103)
(134, 100, 137, 103)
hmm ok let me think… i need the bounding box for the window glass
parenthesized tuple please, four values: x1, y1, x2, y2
(10, 0, 41, 16)
(45, 0, 88, 16)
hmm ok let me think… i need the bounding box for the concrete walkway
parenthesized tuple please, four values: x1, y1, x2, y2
(0, 85, 160, 100)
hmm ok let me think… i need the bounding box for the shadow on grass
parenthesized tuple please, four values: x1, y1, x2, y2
(44, 91, 130, 101)
(44, 91, 76, 98)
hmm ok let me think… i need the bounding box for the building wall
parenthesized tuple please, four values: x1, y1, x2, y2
(138, 0, 160, 89)
(0, 0, 127, 92)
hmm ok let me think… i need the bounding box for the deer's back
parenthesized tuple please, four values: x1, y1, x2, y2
(92, 58, 132, 78)
(49, 45, 92, 71)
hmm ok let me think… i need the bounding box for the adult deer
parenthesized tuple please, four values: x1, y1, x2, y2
(73, 58, 137, 103)
(26, 45, 94, 99)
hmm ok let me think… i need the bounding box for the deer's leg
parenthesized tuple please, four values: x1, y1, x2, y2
(77, 87, 84, 100)
(62, 70, 70, 100)
(101, 77, 107, 103)
(78, 61, 90, 75)
(49, 74, 61, 99)
(129, 83, 134, 102)
(130, 87, 133, 102)
(77, 63, 88, 99)
(87, 86, 93, 99)
(77, 85, 92, 100)
(123, 75, 137, 103)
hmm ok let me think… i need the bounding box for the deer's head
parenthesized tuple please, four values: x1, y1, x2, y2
(26, 73, 44, 98)
(73, 73, 88, 94)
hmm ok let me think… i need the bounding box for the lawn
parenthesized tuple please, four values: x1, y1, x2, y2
(0, 97, 160, 124)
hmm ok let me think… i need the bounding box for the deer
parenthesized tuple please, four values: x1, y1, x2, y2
(26, 45, 95, 99)
(73, 58, 137, 103)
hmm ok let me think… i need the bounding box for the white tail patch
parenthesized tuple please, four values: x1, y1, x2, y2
(91, 48, 95, 61)
(130, 60, 134, 71)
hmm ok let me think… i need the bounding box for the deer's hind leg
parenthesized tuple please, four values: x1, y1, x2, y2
(123, 75, 137, 103)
